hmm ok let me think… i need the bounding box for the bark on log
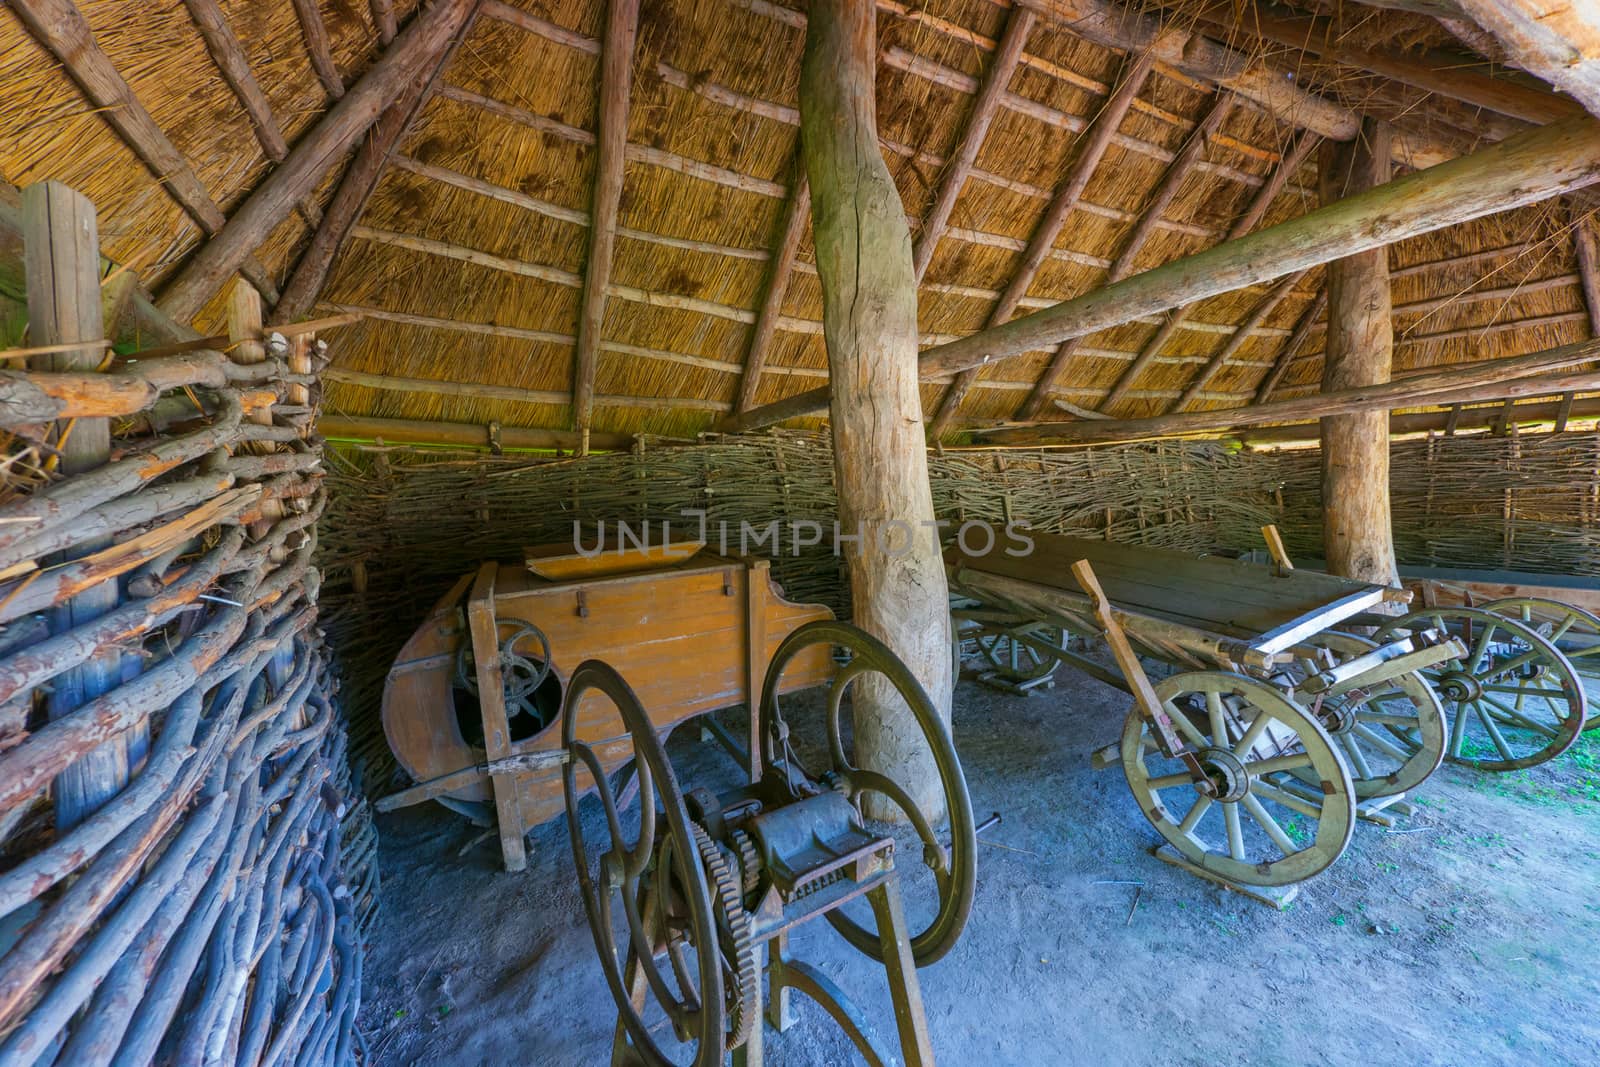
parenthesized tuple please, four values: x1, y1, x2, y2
(1320, 120, 1399, 586)
(802, 0, 953, 820)
(1455, 0, 1600, 119)
(721, 114, 1600, 433)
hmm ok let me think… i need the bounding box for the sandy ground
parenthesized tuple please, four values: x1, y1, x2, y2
(359, 664, 1600, 1067)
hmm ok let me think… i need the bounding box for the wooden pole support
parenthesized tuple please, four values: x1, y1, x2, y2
(467, 562, 528, 872)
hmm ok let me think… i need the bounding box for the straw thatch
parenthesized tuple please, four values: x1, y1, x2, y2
(2, 0, 1597, 444)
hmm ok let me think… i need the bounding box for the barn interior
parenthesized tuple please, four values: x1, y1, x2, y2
(2, 0, 1600, 1063)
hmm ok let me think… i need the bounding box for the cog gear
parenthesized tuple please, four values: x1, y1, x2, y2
(730, 828, 760, 901)
(690, 821, 760, 1052)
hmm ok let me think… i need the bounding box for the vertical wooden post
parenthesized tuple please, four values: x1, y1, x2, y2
(468, 562, 527, 872)
(744, 559, 769, 784)
(801, 0, 954, 819)
(1319, 119, 1399, 586)
(23, 181, 143, 828)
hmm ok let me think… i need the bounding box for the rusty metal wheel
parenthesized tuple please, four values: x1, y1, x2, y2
(1121, 672, 1356, 888)
(760, 620, 976, 966)
(1376, 607, 1587, 771)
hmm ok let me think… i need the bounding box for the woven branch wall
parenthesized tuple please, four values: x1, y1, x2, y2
(318, 434, 1282, 789)
(0, 187, 365, 1064)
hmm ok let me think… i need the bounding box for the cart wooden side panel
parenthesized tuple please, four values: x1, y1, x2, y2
(381, 556, 834, 828)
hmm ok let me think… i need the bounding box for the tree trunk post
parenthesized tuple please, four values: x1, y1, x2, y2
(801, 0, 953, 820)
(1320, 120, 1400, 586)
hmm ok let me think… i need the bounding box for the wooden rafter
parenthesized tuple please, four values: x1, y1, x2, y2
(12, 0, 279, 300)
(1023, 90, 1235, 421)
(273, 6, 478, 322)
(911, 6, 1034, 284)
(929, 49, 1156, 437)
(734, 170, 810, 413)
(1573, 206, 1600, 336)
(1253, 290, 1325, 403)
(1172, 269, 1306, 411)
(290, 0, 345, 99)
(571, 0, 642, 447)
(721, 115, 1600, 433)
(181, 0, 287, 161)
(1454, 0, 1600, 118)
(371, 0, 399, 45)
(157, 0, 477, 322)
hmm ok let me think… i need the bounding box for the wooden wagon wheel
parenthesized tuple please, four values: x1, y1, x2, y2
(966, 621, 1066, 684)
(761, 620, 977, 966)
(1279, 632, 1448, 799)
(1375, 607, 1587, 771)
(561, 662, 724, 1067)
(1120, 672, 1356, 888)
(1484, 597, 1600, 731)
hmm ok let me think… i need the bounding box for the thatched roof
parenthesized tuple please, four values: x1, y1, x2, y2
(2, 0, 1595, 443)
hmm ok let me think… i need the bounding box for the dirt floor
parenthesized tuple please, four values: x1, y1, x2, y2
(359, 663, 1600, 1066)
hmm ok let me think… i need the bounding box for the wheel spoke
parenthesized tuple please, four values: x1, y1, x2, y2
(1352, 723, 1413, 761)
(1241, 753, 1313, 777)
(1165, 699, 1209, 748)
(1472, 701, 1518, 762)
(1478, 693, 1561, 737)
(1177, 795, 1212, 835)
(1241, 794, 1298, 855)
(1147, 770, 1196, 791)
(1447, 697, 1470, 758)
(1466, 623, 1497, 673)
(1224, 802, 1245, 861)
(1339, 733, 1376, 780)
(1250, 778, 1324, 820)
(1206, 690, 1228, 747)
(1354, 710, 1421, 727)
(1231, 710, 1274, 759)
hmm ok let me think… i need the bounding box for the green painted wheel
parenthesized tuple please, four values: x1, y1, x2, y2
(1484, 597, 1600, 731)
(1375, 607, 1587, 771)
(1274, 632, 1447, 799)
(967, 622, 1065, 683)
(1120, 671, 1356, 888)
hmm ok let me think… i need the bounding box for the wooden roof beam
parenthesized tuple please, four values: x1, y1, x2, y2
(319, 413, 636, 452)
(734, 171, 809, 413)
(371, 0, 399, 45)
(911, 6, 1034, 284)
(572, 0, 641, 448)
(12, 0, 279, 302)
(181, 0, 287, 161)
(1023, 91, 1236, 421)
(1573, 206, 1600, 336)
(1172, 269, 1307, 411)
(1254, 290, 1325, 403)
(273, 5, 478, 323)
(157, 0, 477, 323)
(1455, 0, 1600, 118)
(928, 49, 1156, 438)
(290, 0, 345, 99)
(720, 115, 1600, 433)
(980, 338, 1600, 446)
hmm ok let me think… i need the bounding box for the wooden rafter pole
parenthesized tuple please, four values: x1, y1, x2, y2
(975, 339, 1600, 446)
(802, 0, 953, 816)
(719, 114, 1600, 434)
(734, 170, 809, 413)
(930, 49, 1156, 437)
(1573, 206, 1600, 336)
(371, 0, 399, 44)
(572, 0, 642, 450)
(1022, 91, 1235, 421)
(1182, 2, 1582, 126)
(1102, 129, 1321, 417)
(290, 0, 345, 99)
(1254, 289, 1325, 402)
(1320, 117, 1398, 586)
(1172, 269, 1306, 411)
(911, 6, 1034, 284)
(1454, 0, 1600, 118)
(182, 0, 288, 161)
(157, 0, 477, 323)
(12, 0, 279, 300)
(273, 4, 479, 323)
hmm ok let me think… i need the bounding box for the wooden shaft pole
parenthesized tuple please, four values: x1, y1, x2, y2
(802, 0, 953, 819)
(23, 181, 143, 829)
(721, 114, 1600, 434)
(1320, 119, 1398, 585)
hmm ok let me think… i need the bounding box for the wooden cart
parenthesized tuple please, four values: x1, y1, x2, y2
(379, 541, 834, 870)
(946, 526, 1464, 903)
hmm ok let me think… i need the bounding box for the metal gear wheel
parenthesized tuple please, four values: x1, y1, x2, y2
(689, 822, 760, 1052)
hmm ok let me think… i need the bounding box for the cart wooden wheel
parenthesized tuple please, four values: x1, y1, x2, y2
(1484, 597, 1600, 730)
(562, 661, 724, 1067)
(761, 620, 977, 966)
(1120, 672, 1356, 888)
(968, 621, 1065, 683)
(1375, 607, 1587, 771)
(1282, 632, 1448, 799)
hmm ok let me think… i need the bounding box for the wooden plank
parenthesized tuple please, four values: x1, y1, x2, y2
(524, 537, 704, 580)
(23, 181, 140, 830)
(719, 113, 1600, 433)
(182, 0, 288, 160)
(572, 0, 642, 448)
(468, 562, 527, 872)
(156, 0, 477, 321)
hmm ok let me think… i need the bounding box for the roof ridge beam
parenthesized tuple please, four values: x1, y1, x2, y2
(720, 114, 1600, 433)
(157, 0, 477, 322)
